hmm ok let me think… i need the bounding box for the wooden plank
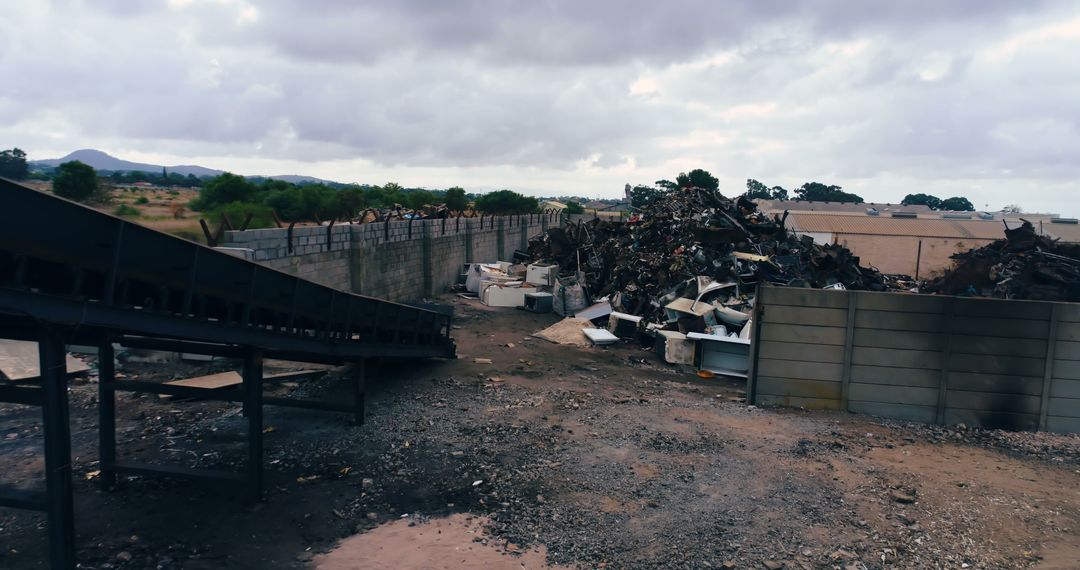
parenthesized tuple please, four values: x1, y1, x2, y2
(848, 383, 939, 406)
(759, 286, 849, 309)
(947, 372, 1043, 396)
(1051, 359, 1080, 381)
(854, 292, 950, 314)
(756, 360, 843, 382)
(944, 408, 1038, 431)
(0, 340, 89, 382)
(761, 306, 848, 328)
(945, 390, 1042, 415)
(950, 335, 1047, 359)
(756, 377, 841, 400)
(1050, 378, 1080, 399)
(852, 346, 944, 369)
(165, 371, 242, 390)
(757, 340, 845, 364)
(950, 316, 1049, 339)
(1051, 322, 1080, 342)
(850, 365, 941, 388)
(1045, 397, 1080, 419)
(262, 370, 327, 383)
(755, 394, 841, 411)
(759, 324, 846, 346)
(948, 353, 1045, 377)
(1054, 340, 1080, 361)
(854, 310, 947, 333)
(1044, 415, 1080, 434)
(952, 297, 1052, 320)
(849, 401, 937, 423)
(853, 329, 945, 351)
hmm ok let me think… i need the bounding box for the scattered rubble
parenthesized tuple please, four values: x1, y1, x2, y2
(522, 187, 900, 343)
(925, 219, 1080, 301)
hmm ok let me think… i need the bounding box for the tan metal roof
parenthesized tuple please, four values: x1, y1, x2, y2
(755, 199, 933, 214)
(786, 212, 1080, 243)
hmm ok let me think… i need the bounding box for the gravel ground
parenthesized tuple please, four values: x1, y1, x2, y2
(1, 296, 1079, 569)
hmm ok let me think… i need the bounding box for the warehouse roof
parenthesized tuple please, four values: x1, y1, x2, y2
(787, 212, 1080, 243)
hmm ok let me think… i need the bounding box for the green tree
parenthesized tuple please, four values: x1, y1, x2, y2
(655, 179, 678, 191)
(192, 172, 254, 210)
(794, 182, 863, 203)
(52, 160, 99, 202)
(565, 200, 585, 214)
(405, 190, 437, 210)
(940, 196, 975, 211)
(0, 148, 29, 180)
(444, 186, 468, 211)
(675, 168, 719, 190)
(745, 179, 790, 201)
(901, 193, 943, 210)
(473, 189, 539, 215)
(630, 184, 663, 208)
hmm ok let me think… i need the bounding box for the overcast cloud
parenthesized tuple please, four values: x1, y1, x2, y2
(2, 0, 1079, 213)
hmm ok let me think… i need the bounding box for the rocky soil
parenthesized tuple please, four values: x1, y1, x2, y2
(1, 295, 1078, 569)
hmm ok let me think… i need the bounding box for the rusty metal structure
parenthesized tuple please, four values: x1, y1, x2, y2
(0, 178, 455, 568)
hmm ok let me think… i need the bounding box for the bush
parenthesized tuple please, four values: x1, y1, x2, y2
(474, 189, 539, 215)
(134, 196, 149, 205)
(113, 204, 140, 217)
(211, 202, 277, 229)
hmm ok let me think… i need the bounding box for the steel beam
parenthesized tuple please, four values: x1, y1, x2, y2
(39, 329, 75, 570)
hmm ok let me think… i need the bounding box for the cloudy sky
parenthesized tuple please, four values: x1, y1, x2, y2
(3, 1, 1079, 213)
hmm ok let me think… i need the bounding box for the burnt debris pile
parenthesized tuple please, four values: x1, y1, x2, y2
(925, 220, 1080, 302)
(527, 186, 892, 324)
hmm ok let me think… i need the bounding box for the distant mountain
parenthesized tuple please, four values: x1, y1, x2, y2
(32, 149, 224, 177)
(30, 149, 338, 184)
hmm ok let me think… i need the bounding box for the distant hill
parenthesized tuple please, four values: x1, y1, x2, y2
(30, 149, 339, 184)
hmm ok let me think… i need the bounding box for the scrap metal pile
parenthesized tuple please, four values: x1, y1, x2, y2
(527, 186, 894, 326)
(924, 220, 1080, 302)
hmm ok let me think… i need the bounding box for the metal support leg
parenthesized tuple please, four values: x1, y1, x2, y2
(40, 329, 76, 569)
(243, 350, 263, 502)
(353, 360, 366, 426)
(98, 340, 117, 489)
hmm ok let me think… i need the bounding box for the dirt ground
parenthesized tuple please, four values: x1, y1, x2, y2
(2, 295, 1079, 569)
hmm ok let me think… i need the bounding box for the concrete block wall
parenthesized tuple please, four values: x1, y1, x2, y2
(223, 225, 352, 290)
(222, 213, 560, 302)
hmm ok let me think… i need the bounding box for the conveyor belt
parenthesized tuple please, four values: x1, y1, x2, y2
(0, 177, 455, 569)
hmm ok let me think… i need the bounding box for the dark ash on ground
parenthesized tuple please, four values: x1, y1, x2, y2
(1, 295, 1079, 569)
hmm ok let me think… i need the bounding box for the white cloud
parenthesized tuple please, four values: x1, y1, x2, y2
(1, 0, 1079, 215)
